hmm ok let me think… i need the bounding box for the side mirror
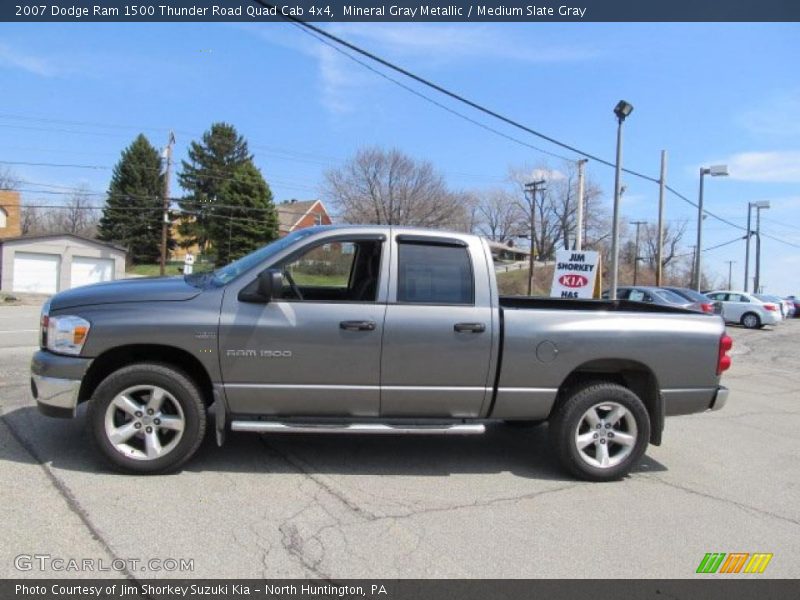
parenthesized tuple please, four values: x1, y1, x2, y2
(239, 269, 283, 303)
(257, 269, 283, 301)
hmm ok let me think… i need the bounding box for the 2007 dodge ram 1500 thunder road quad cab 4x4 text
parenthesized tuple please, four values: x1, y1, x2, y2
(31, 225, 732, 481)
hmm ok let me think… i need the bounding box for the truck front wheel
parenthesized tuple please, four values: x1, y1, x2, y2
(88, 363, 207, 474)
(549, 382, 650, 482)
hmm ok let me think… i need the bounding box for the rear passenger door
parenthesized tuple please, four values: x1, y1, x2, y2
(380, 236, 494, 418)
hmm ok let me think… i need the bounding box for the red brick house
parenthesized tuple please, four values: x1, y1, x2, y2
(278, 199, 331, 237)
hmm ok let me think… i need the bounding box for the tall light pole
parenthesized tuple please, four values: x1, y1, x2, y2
(610, 100, 633, 300)
(694, 164, 728, 290)
(744, 200, 770, 292)
(725, 260, 736, 289)
(524, 179, 545, 296)
(575, 158, 588, 251)
(160, 130, 175, 276)
(754, 201, 770, 294)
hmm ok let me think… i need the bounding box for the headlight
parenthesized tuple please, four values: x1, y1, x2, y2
(39, 300, 51, 349)
(46, 315, 91, 356)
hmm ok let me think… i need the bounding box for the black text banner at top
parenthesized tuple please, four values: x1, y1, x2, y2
(4, 0, 800, 22)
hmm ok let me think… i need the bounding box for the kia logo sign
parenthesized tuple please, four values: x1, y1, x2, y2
(559, 274, 588, 288)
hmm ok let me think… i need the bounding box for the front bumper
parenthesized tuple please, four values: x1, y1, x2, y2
(30, 350, 92, 418)
(710, 385, 729, 412)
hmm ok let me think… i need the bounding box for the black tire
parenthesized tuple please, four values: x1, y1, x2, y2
(87, 363, 207, 474)
(741, 312, 761, 329)
(549, 381, 650, 482)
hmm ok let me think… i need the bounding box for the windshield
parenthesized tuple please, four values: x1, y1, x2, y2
(208, 229, 317, 286)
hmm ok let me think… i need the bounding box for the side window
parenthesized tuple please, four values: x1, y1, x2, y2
(278, 240, 382, 302)
(730, 294, 749, 303)
(628, 289, 645, 302)
(397, 243, 474, 305)
(708, 293, 725, 301)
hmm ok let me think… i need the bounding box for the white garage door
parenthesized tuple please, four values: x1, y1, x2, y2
(12, 252, 60, 294)
(71, 256, 114, 288)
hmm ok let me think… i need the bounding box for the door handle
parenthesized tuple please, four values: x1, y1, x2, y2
(340, 320, 376, 331)
(454, 322, 486, 333)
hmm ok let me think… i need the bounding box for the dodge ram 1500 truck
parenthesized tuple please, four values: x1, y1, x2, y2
(31, 225, 732, 481)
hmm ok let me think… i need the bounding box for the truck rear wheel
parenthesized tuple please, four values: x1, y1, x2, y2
(549, 382, 650, 482)
(88, 363, 206, 474)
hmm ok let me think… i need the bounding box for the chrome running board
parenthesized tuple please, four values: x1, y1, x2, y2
(229, 421, 486, 435)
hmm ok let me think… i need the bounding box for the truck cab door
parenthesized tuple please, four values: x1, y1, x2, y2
(379, 235, 496, 418)
(218, 234, 388, 417)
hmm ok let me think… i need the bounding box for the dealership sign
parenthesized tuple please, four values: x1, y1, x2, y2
(550, 250, 600, 299)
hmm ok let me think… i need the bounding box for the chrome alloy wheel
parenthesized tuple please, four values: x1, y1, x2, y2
(104, 385, 185, 461)
(574, 401, 638, 469)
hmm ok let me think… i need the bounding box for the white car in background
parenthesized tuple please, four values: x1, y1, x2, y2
(759, 295, 793, 319)
(706, 290, 781, 329)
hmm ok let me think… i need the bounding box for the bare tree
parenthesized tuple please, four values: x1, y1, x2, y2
(20, 203, 42, 235)
(324, 147, 467, 228)
(475, 188, 525, 242)
(0, 167, 19, 191)
(56, 186, 98, 236)
(508, 165, 563, 260)
(641, 221, 687, 270)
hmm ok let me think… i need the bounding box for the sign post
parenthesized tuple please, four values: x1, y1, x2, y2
(550, 250, 601, 299)
(183, 252, 195, 275)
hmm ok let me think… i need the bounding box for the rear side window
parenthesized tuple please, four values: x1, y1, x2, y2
(397, 243, 474, 305)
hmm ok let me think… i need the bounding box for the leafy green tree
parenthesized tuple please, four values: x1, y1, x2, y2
(98, 134, 166, 263)
(210, 161, 278, 264)
(178, 123, 251, 252)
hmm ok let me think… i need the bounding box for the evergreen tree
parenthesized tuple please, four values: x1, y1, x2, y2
(98, 134, 166, 264)
(178, 123, 251, 253)
(210, 161, 278, 264)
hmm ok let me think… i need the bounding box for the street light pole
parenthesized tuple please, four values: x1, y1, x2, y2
(694, 164, 728, 290)
(610, 100, 633, 300)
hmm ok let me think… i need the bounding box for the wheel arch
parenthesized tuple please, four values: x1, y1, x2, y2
(552, 359, 663, 445)
(79, 345, 214, 408)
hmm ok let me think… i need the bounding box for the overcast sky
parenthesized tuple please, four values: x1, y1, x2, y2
(1, 22, 798, 294)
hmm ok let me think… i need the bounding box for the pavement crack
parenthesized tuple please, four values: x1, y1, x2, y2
(0, 412, 138, 582)
(642, 474, 800, 527)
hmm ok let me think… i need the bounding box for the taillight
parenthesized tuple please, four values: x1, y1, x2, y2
(717, 333, 733, 375)
(701, 302, 714, 313)
(764, 304, 777, 312)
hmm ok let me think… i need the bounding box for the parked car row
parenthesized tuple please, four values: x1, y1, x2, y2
(602, 286, 720, 314)
(601, 286, 796, 330)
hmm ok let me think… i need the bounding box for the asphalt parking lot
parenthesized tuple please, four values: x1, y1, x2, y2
(1, 303, 798, 579)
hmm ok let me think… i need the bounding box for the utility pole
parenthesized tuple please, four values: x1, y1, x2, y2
(656, 150, 667, 286)
(160, 130, 175, 276)
(726, 260, 736, 290)
(575, 159, 588, 251)
(524, 180, 545, 296)
(744, 204, 752, 292)
(689, 245, 697, 288)
(631, 220, 647, 285)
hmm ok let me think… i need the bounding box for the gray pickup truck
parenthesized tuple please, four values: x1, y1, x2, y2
(31, 225, 732, 481)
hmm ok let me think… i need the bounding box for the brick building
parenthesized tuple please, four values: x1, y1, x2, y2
(0, 190, 22, 239)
